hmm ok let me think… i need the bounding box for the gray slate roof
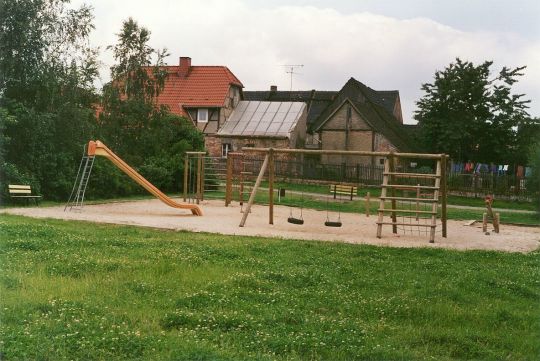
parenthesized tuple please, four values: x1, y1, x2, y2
(310, 78, 415, 152)
(217, 101, 306, 138)
(243, 88, 399, 127)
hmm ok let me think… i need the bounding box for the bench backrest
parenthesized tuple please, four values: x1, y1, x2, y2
(329, 185, 358, 193)
(8, 185, 32, 195)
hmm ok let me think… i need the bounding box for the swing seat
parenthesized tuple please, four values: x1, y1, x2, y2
(325, 220, 342, 227)
(288, 217, 304, 225)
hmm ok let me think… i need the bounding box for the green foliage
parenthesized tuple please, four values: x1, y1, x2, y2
(0, 0, 98, 201)
(1, 215, 539, 360)
(415, 58, 531, 163)
(527, 141, 540, 215)
(0, 7, 204, 201)
(94, 18, 204, 198)
(106, 17, 169, 102)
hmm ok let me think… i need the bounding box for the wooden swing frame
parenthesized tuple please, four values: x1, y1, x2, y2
(222, 147, 448, 242)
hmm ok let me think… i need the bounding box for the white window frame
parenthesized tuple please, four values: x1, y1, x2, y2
(221, 143, 231, 157)
(197, 108, 208, 123)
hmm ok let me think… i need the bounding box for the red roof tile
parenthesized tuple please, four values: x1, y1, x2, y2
(154, 65, 243, 116)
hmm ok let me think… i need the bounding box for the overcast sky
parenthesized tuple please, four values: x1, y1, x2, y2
(74, 0, 540, 123)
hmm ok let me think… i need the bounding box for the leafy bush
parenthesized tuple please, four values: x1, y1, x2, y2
(527, 142, 540, 215)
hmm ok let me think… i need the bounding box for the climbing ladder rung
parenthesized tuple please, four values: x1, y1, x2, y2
(379, 196, 438, 202)
(383, 185, 439, 190)
(377, 209, 437, 215)
(376, 222, 435, 227)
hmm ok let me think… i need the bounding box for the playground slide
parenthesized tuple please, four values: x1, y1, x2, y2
(87, 140, 203, 216)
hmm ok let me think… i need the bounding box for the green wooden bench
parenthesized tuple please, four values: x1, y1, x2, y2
(329, 184, 357, 200)
(8, 184, 42, 205)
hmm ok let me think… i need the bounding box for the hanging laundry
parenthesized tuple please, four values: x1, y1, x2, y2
(474, 163, 482, 173)
(525, 167, 532, 177)
(503, 165, 509, 172)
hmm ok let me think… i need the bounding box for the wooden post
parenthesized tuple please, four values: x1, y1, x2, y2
(196, 154, 202, 204)
(183, 155, 189, 202)
(482, 213, 488, 233)
(239, 172, 244, 206)
(239, 153, 269, 227)
(199, 154, 205, 202)
(376, 157, 390, 238)
(415, 183, 420, 220)
(485, 196, 500, 233)
(494, 213, 500, 233)
(441, 154, 448, 237)
(388, 153, 397, 233)
(365, 192, 370, 217)
(225, 155, 233, 206)
(268, 148, 275, 225)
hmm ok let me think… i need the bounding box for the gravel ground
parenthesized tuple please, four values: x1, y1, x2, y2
(3, 198, 539, 253)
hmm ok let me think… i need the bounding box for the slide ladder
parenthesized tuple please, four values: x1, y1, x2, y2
(65, 147, 95, 211)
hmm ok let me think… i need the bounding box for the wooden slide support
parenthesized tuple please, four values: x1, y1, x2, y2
(88, 140, 203, 216)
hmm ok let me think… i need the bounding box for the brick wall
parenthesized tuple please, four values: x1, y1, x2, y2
(205, 136, 222, 157)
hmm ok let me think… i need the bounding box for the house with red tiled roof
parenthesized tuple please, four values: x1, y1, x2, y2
(156, 57, 243, 135)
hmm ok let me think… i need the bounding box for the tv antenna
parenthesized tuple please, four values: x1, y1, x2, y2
(281, 64, 304, 91)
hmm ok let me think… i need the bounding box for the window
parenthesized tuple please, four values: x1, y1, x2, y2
(197, 108, 208, 122)
(221, 143, 231, 157)
(379, 158, 385, 165)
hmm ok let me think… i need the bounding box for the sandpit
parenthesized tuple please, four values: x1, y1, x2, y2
(3, 198, 539, 253)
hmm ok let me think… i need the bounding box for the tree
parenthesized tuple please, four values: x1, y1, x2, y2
(94, 18, 204, 196)
(99, 18, 169, 158)
(527, 140, 540, 215)
(0, 0, 98, 201)
(415, 58, 531, 163)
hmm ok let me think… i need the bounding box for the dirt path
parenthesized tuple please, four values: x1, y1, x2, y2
(3, 199, 539, 253)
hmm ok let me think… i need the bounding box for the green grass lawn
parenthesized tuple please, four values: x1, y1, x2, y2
(1, 214, 539, 360)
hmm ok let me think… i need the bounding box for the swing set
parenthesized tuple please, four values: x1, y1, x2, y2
(230, 147, 448, 243)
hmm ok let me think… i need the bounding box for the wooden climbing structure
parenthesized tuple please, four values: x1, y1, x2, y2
(376, 153, 448, 243)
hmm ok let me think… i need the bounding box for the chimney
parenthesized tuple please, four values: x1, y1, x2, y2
(178, 57, 191, 77)
(270, 85, 277, 92)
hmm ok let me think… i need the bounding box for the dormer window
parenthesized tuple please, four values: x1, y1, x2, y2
(197, 108, 208, 123)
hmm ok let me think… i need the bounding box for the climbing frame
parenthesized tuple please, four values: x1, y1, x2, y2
(376, 153, 447, 243)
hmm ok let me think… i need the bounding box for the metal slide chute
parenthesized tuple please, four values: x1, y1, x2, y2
(88, 140, 203, 216)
